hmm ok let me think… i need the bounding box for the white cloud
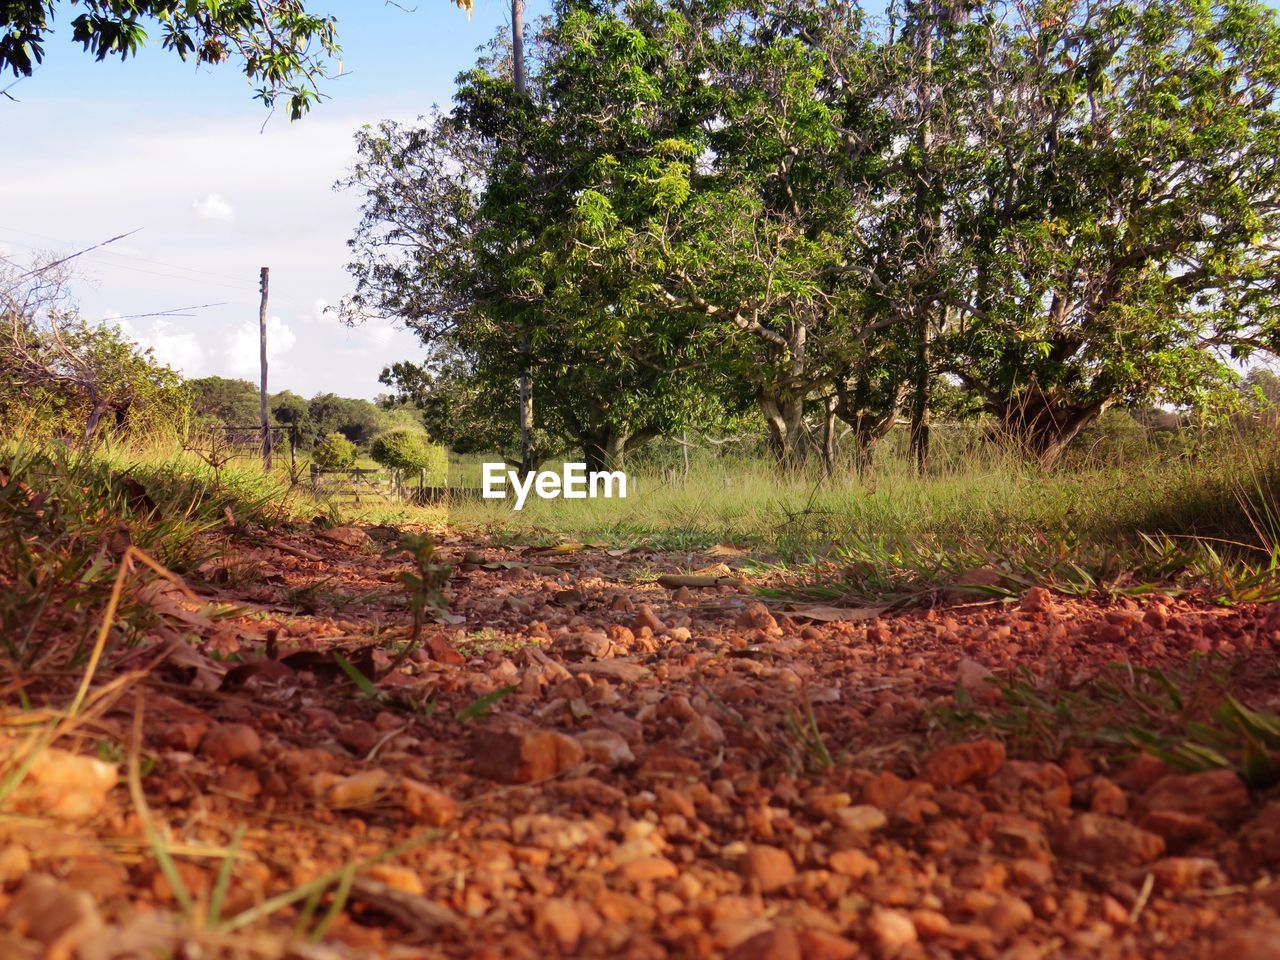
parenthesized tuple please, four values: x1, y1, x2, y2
(227, 315, 297, 378)
(192, 193, 235, 223)
(0, 241, 12, 258)
(108, 311, 207, 374)
(1, 107, 427, 398)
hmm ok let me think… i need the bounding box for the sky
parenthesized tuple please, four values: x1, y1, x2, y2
(0, 0, 550, 400)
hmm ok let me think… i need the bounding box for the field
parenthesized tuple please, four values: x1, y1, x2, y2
(6, 426, 1279, 956)
(9, 0, 1280, 954)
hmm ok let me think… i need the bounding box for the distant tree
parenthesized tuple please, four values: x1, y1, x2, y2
(0, 1, 342, 118)
(306, 393, 384, 447)
(189, 376, 260, 426)
(1243, 367, 1280, 407)
(369, 428, 448, 481)
(311, 431, 356, 469)
(269, 389, 312, 444)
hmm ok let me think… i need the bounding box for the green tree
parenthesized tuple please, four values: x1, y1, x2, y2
(939, 0, 1280, 466)
(189, 376, 260, 426)
(311, 431, 356, 469)
(306, 393, 385, 447)
(343, 9, 722, 471)
(369, 428, 448, 480)
(0, 0, 342, 117)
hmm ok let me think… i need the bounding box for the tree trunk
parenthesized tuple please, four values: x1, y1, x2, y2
(580, 428, 628, 473)
(834, 374, 906, 476)
(997, 386, 1109, 469)
(821, 395, 838, 478)
(760, 392, 807, 470)
(909, 0, 937, 474)
(512, 0, 533, 478)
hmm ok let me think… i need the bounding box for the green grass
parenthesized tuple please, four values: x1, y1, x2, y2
(0, 437, 321, 668)
(437, 431, 1280, 603)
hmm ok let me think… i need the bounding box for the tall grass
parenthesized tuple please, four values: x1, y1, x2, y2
(440, 428, 1280, 600)
(0, 435, 322, 669)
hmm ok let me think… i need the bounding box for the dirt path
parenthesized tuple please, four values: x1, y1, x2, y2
(5, 525, 1280, 959)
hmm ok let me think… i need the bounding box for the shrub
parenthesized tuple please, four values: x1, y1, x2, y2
(370, 429, 448, 481)
(312, 432, 357, 470)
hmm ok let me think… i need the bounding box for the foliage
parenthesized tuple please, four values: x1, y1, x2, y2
(369, 428, 447, 479)
(1, 254, 189, 445)
(311, 432, 357, 470)
(344, 0, 1280, 472)
(0, 0, 341, 118)
(0, 441, 296, 667)
(943, 656, 1280, 788)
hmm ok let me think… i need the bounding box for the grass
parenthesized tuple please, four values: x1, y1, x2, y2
(938, 653, 1280, 787)
(0, 437, 323, 669)
(434, 430, 1280, 603)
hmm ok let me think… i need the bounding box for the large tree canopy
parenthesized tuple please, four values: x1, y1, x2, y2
(346, 0, 1280, 471)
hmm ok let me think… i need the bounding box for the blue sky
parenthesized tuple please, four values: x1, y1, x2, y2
(0, 0, 550, 399)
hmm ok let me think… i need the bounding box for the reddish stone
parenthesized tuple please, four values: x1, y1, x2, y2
(471, 726, 585, 783)
(922, 739, 1006, 787)
(1056, 814, 1165, 868)
(1142, 769, 1250, 823)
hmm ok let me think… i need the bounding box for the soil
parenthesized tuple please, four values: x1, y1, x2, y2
(5, 524, 1280, 959)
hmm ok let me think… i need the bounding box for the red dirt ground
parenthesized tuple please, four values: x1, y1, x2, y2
(4, 524, 1280, 959)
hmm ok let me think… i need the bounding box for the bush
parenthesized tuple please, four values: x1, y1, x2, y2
(370, 429, 448, 481)
(312, 432, 357, 470)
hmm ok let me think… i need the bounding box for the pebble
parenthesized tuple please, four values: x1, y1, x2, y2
(741, 845, 796, 893)
(199, 723, 262, 765)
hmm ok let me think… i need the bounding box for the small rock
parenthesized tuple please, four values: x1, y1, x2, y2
(831, 804, 888, 833)
(736, 602, 780, 635)
(577, 728, 635, 768)
(399, 779, 459, 825)
(617, 856, 679, 883)
(742, 845, 796, 893)
(0, 844, 31, 882)
(1210, 923, 1280, 960)
(957, 659, 1000, 706)
(573, 659, 652, 684)
(828, 849, 879, 879)
(328, 768, 392, 807)
(1089, 777, 1129, 817)
(1140, 809, 1222, 846)
(1020, 587, 1054, 614)
(15, 747, 118, 821)
(726, 926, 802, 960)
(199, 723, 261, 765)
(535, 898, 583, 949)
(336, 719, 380, 757)
(1142, 769, 1249, 822)
(472, 726, 585, 783)
(633, 604, 666, 633)
(1241, 804, 1280, 866)
(989, 761, 1070, 807)
(683, 714, 727, 749)
(1150, 856, 1224, 892)
(319, 525, 371, 547)
(366, 864, 424, 895)
(1056, 813, 1165, 867)
(3, 874, 106, 960)
(868, 907, 917, 956)
(797, 929, 860, 960)
(922, 739, 1006, 787)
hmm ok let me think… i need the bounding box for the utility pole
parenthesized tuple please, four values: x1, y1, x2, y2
(513, 0, 533, 477)
(258, 266, 272, 471)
